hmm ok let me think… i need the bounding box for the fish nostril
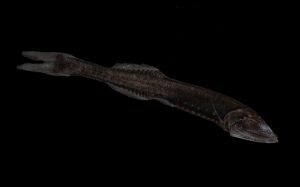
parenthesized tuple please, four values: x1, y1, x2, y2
(260, 124, 272, 133)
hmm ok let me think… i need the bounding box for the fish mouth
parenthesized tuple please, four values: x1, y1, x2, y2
(229, 124, 278, 143)
(230, 131, 278, 143)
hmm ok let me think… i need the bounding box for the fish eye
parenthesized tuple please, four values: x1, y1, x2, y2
(233, 121, 244, 130)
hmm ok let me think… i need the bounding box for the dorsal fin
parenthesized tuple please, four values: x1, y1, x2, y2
(112, 63, 165, 77)
(112, 63, 158, 70)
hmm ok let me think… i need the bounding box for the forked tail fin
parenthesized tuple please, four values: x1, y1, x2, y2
(17, 51, 79, 76)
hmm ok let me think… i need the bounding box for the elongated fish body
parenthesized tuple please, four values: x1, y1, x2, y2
(18, 51, 278, 143)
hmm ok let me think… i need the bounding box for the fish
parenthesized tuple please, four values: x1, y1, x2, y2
(17, 51, 278, 143)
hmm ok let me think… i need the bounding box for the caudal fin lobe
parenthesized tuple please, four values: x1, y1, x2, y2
(18, 51, 76, 76)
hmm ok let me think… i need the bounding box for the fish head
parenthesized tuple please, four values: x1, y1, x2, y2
(224, 108, 278, 143)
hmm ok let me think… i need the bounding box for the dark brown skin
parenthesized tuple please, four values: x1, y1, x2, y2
(18, 51, 278, 143)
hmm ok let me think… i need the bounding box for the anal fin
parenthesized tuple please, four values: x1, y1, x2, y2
(108, 83, 149, 100)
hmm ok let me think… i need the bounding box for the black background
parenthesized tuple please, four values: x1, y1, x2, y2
(9, 1, 298, 184)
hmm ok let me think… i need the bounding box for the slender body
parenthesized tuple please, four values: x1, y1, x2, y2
(17, 51, 278, 143)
